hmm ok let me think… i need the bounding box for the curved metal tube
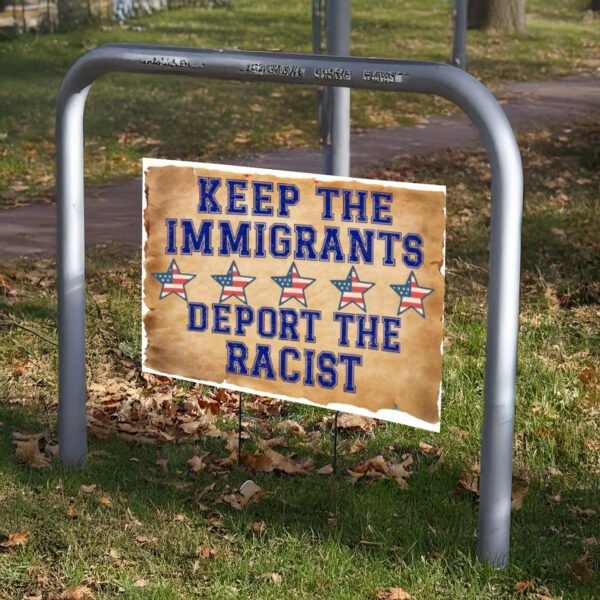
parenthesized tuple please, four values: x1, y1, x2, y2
(56, 43, 522, 567)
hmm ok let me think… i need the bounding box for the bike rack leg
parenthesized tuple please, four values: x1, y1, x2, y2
(56, 85, 90, 466)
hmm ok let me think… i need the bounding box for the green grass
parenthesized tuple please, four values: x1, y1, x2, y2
(0, 0, 599, 207)
(0, 119, 599, 598)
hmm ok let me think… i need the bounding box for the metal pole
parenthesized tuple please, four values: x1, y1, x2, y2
(312, 0, 322, 55)
(332, 411, 339, 473)
(56, 81, 90, 467)
(452, 0, 468, 70)
(324, 0, 350, 176)
(55, 44, 522, 566)
(313, 0, 328, 173)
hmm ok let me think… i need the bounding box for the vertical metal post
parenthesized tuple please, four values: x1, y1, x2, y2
(312, 0, 322, 54)
(56, 83, 90, 467)
(452, 0, 468, 70)
(323, 0, 351, 176)
(466, 84, 521, 569)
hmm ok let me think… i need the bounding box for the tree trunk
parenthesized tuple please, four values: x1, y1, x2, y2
(468, 0, 526, 34)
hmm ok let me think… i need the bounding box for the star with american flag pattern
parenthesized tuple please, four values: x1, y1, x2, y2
(211, 261, 255, 304)
(151, 259, 196, 301)
(390, 271, 433, 318)
(271, 262, 315, 307)
(331, 266, 374, 312)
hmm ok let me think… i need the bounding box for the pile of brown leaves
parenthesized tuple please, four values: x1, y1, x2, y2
(86, 372, 283, 446)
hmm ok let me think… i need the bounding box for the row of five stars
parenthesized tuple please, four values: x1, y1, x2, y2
(153, 259, 433, 317)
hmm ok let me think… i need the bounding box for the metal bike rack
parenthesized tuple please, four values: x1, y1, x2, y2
(55, 43, 523, 567)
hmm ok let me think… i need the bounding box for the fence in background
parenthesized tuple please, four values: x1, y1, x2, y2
(0, 0, 222, 34)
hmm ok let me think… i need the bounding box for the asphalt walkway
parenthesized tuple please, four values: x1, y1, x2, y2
(1, 72, 598, 258)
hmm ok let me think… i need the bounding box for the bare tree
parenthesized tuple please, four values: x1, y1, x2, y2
(468, 0, 526, 34)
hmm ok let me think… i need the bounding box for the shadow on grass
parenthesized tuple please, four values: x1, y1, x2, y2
(1, 401, 597, 596)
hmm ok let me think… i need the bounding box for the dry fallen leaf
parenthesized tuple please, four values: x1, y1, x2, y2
(135, 536, 158, 547)
(66, 506, 79, 519)
(348, 454, 400, 480)
(317, 464, 334, 475)
(180, 421, 202, 435)
(514, 581, 533, 594)
(81, 484, 97, 494)
(173, 514, 188, 523)
(196, 545, 218, 559)
(568, 505, 596, 518)
(369, 455, 390, 474)
(419, 440, 443, 457)
(395, 477, 410, 490)
(324, 413, 376, 433)
(582, 537, 598, 548)
(264, 449, 308, 475)
(226, 430, 240, 453)
(568, 552, 595, 581)
(389, 463, 411, 479)
(14, 437, 50, 469)
(511, 479, 529, 511)
(196, 481, 217, 500)
(67, 585, 94, 600)
(348, 438, 367, 454)
(125, 507, 142, 527)
(134, 579, 148, 587)
(270, 572, 282, 584)
(10, 360, 30, 377)
(376, 587, 412, 600)
(265, 436, 287, 448)
(278, 420, 306, 436)
(457, 464, 481, 495)
(253, 521, 266, 535)
(187, 453, 209, 472)
(155, 457, 168, 472)
(242, 453, 274, 472)
(1, 531, 30, 548)
(221, 493, 243, 511)
(448, 426, 468, 438)
(578, 367, 596, 384)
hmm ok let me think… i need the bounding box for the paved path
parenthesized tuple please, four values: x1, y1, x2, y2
(1, 72, 598, 258)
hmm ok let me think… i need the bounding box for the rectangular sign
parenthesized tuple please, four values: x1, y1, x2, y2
(142, 159, 446, 431)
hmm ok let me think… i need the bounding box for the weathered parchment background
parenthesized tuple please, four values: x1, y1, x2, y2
(143, 160, 445, 430)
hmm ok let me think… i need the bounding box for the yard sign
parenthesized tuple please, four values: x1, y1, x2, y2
(142, 159, 446, 431)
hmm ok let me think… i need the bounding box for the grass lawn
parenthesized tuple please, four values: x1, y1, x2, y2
(0, 0, 599, 208)
(0, 117, 598, 599)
